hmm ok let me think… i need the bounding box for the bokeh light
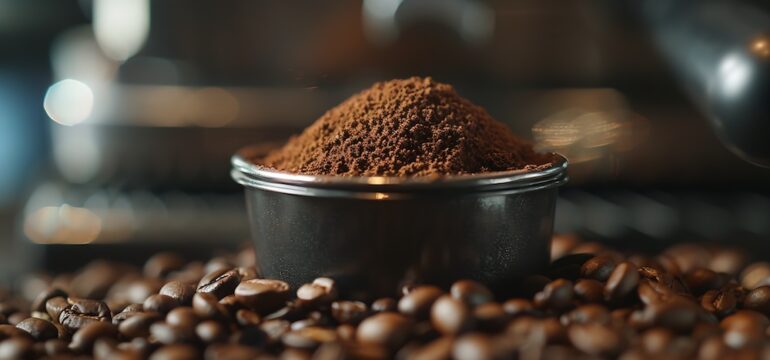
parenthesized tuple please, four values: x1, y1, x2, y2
(43, 79, 94, 126)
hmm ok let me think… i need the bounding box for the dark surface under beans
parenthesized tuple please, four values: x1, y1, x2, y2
(3, 237, 770, 359)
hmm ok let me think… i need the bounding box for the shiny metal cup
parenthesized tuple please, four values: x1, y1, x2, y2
(232, 145, 568, 296)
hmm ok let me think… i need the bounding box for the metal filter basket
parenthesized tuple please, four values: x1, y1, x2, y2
(232, 145, 568, 296)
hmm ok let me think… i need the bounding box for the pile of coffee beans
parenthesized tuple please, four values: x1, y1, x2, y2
(2, 236, 770, 359)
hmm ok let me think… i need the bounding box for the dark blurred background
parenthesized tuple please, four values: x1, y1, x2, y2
(1, 0, 769, 285)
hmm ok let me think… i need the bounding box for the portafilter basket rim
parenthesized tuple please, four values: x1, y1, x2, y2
(231, 144, 568, 199)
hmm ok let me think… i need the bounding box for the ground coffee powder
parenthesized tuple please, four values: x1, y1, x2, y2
(262, 77, 555, 176)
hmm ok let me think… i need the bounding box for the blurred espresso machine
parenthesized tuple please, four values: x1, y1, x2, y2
(12, 0, 770, 274)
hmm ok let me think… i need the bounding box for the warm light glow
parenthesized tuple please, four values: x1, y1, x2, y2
(194, 87, 240, 127)
(751, 37, 769, 57)
(24, 204, 102, 245)
(43, 79, 94, 126)
(533, 107, 641, 164)
(93, 0, 150, 61)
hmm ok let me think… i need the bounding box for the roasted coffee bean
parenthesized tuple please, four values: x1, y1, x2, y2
(697, 335, 731, 360)
(507, 316, 566, 345)
(204, 343, 260, 360)
(235, 309, 261, 327)
(573, 279, 604, 303)
(282, 327, 337, 350)
(336, 324, 356, 342)
(69, 321, 117, 352)
(551, 234, 580, 260)
(112, 311, 141, 326)
(197, 269, 241, 300)
(604, 262, 639, 302)
(450, 280, 494, 307)
(15, 318, 58, 341)
(218, 295, 243, 316)
(143, 253, 185, 279)
(296, 278, 337, 305)
(150, 322, 197, 345)
(118, 312, 162, 339)
(357, 312, 413, 349)
(502, 298, 537, 318)
(638, 266, 687, 292)
(398, 286, 443, 319)
(701, 289, 737, 317)
(45, 297, 69, 322)
(229, 326, 267, 346)
(330, 301, 368, 325)
(166, 307, 199, 328)
(0, 304, 18, 319)
(371, 298, 397, 313)
(430, 295, 472, 336)
(140, 295, 176, 316)
(6, 313, 28, 326)
(261, 319, 291, 343)
(568, 322, 622, 356)
(0, 324, 32, 340)
(43, 338, 69, 356)
(720, 310, 769, 348)
(196, 320, 228, 344)
(473, 302, 508, 332)
(59, 298, 111, 333)
(709, 249, 747, 275)
(561, 304, 611, 325)
(159, 281, 195, 306)
(192, 293, 228, 321)
(123, 304, 144, 313)
(452, 333, 497, 360)
(409, 336, 453, 360)
(95, 338, 140, 360)
(31, 288, 68, 313)
(292, 311, 333, 331)
(580, 255, 617, 282)
(0, 337, 34, 360)
(119, 337, 157, 358)
(149, 344, 200, 360)
(740, 262, 770, 290)
(9, 238, 770, 358)
(641, 327, 675, 353)
(742, 286, 770, 316)
(534, 279, 574, 311)
(234, 279, 290, 315)
(684, 268, 725, 296)
(235, 267, 258, 281)
(645, 297, 702, 332)
(264, 301, 307, 322)
(547, 253, 593, 281)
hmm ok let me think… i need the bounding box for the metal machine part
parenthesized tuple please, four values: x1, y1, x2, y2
(232, 145, 567, 296)
(636, 0, 770, 166)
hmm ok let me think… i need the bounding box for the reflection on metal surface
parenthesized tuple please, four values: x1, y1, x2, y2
(362, 0, 493, 45)
(93, 0, 150, 61)
(532, 107, 643, 164)
(24, 205, 102, 245)
(718, 53, 752, 100)
(43, 79, 94, 126)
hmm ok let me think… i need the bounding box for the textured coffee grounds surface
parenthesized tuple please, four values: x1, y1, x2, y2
(261, 77, 555, 176)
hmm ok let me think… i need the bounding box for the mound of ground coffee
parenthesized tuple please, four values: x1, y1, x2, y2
(262, 77, 554, 176)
